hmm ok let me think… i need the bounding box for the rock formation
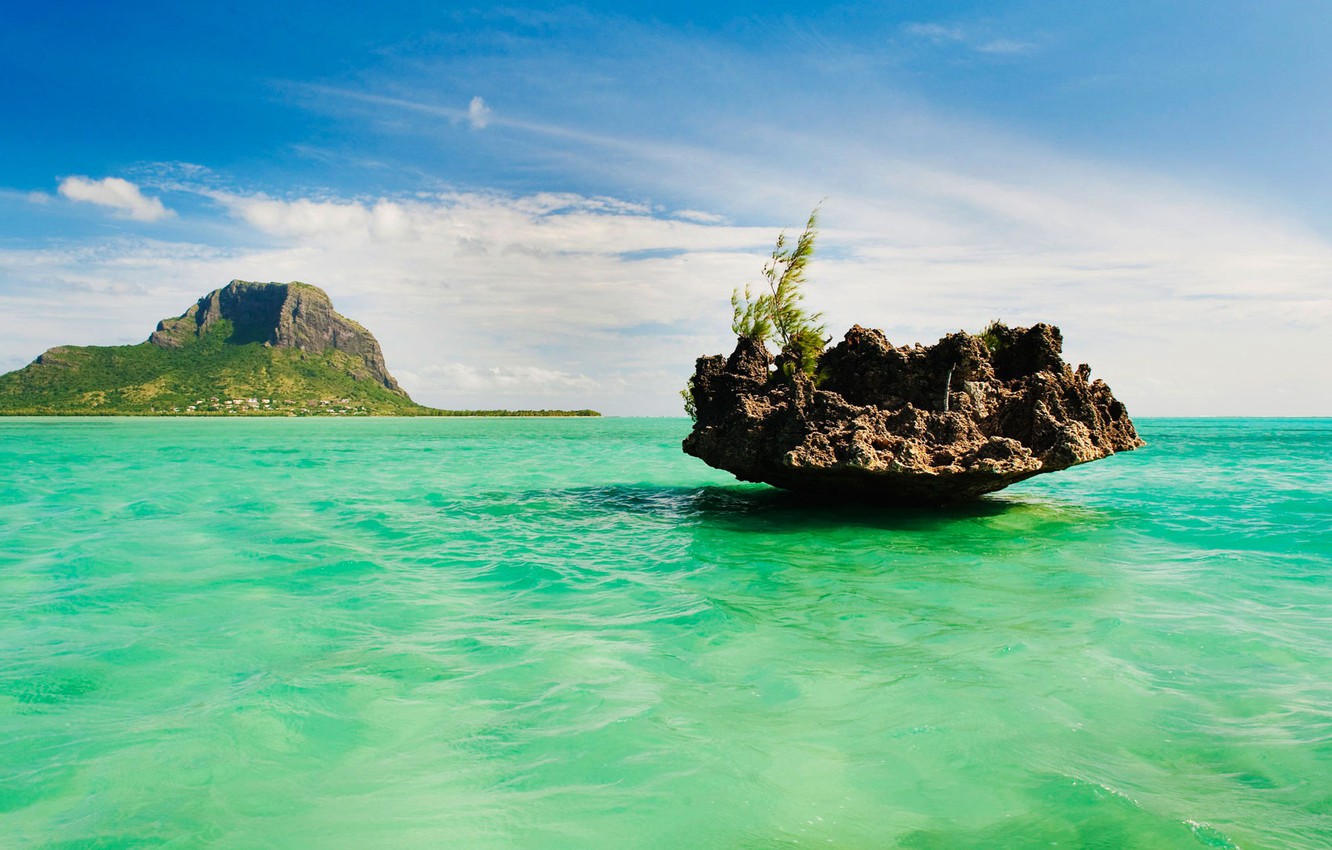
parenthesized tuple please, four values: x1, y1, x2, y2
(683, 323, 1142, 503)
(149, 280, 402, 392)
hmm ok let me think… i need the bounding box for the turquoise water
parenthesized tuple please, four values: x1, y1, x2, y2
(1, 417, 1329, 849)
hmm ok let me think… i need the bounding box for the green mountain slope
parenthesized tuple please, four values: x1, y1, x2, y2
(0, 319, 428, 415)
(0, 280, 599, 417)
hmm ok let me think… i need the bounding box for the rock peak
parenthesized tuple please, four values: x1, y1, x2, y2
(149, 280, 403, 393)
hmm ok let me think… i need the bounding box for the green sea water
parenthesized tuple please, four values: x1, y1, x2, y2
(1, 417, 1329, 849)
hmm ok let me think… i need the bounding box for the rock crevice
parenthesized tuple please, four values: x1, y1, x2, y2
(683, 323, 1142, 503)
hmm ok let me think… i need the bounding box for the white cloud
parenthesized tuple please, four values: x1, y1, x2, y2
(57, 176, 173, 222)
(675, 209, 727, 224)
(3, 169, 1330, 416)
(468, 95, 492, 129)
(414, 363, 601, 396)
(225, 195, 418, 243)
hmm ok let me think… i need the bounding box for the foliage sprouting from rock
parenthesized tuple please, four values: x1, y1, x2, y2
(979, 319, 1010, 356)
(730, 208, 827, 376)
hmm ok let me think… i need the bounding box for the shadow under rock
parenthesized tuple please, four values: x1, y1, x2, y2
(521, 482, 1114, 534)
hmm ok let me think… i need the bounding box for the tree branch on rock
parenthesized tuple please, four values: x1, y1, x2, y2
(730, 207, 827, 376)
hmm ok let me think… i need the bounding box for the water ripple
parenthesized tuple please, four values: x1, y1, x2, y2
(0, 417, 1328, 848)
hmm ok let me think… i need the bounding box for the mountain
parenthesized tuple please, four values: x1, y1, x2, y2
(0, 280, 584, 417)
(148, 280, 403, 391)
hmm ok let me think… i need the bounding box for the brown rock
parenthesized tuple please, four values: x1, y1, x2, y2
(683, 323, 1142, 504)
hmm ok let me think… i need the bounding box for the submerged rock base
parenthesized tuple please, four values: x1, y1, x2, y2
(683, 323, 1142, 504)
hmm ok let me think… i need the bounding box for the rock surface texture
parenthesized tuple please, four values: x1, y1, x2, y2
(683, 323, 1142, 504)
(150, 280, 403, 392)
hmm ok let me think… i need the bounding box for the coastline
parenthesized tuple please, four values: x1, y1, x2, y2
(0, 408, 602, 418)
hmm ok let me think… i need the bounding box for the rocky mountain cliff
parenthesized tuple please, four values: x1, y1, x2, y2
(148, 280, 402, 392)
(684, 323, 1142, 504)
(0, 280, 425, 415)
(0, 280, 601, 417)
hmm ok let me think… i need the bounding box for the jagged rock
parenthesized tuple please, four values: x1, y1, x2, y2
(149, 280, 401, 392)
(34, 346, 74, 367)
(683, 323, 1142, 504)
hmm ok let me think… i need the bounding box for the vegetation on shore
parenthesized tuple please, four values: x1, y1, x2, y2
(0, 320, 598, 417)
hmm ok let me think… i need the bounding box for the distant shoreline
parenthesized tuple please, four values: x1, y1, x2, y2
(0, 282, 606, 420)
(0, 409, 602, 418)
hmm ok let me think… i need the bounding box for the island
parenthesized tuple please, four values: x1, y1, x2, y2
(0, 280, 599, 417)
(684, 322, 1141, 504)
(681, 209, 1139, 503)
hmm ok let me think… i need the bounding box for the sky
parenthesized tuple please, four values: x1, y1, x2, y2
(2, 0, 1330, 415)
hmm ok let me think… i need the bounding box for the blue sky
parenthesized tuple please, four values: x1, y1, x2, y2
(2, 1, 1330, 414)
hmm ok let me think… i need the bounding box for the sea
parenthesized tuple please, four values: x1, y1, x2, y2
(1, 417, 1329, 849)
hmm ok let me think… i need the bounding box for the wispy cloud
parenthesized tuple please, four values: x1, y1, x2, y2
(0, 188, 52, 205)
(902, 21, 1037, 56)
(57, 176, 174, 222)
(976, 38, 1037, 56)
(298, 84, 691, 160)
(902, 23, 966, 44)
